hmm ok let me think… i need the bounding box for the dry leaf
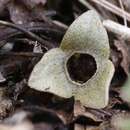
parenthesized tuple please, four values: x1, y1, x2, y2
(0, 0, 10, 16)
(0, 87, 12, 119)
(0, 72, 6, 83)
(75, 124, 85, 130)
(74, 101, 103, 122)
(114, 39, 130, 76)
(21, 0, 46, 9)
(7, 1, 32, 24)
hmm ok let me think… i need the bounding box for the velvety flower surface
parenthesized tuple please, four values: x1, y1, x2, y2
(28, 10, 115, 108)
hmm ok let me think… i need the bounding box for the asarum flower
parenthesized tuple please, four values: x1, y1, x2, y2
(28, 10, 115, 108)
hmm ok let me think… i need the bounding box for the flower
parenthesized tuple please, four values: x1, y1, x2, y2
(28, 10, 115, 108)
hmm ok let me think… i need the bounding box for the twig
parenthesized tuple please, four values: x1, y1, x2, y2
(91, 0, 130, 22)
(118, 0, 127, 26)
(53, 20, 68, 30)
(103, 20, 130, 41)
(0, 25, 64, 44)
(78, 0, 96, 10)
(0, 20, 54, 50)
(0, 52, 43, 57)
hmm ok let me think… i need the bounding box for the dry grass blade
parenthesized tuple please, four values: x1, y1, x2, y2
(0, 52, 43, 57)
(0, 20, 54, 50)
(103, 20, 130, 41)
(118, 0, 127, 26)
(91, 0, 130, 22)
(78, 0, 96, 10)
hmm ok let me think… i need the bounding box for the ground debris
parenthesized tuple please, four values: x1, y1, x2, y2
(0, 0, 130, 130)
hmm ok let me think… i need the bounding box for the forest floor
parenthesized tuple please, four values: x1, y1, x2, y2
(0, 0, 130, 130)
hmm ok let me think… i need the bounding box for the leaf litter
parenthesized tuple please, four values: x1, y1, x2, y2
(0, 0, 130, 130)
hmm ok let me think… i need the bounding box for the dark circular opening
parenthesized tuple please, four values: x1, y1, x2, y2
(67, 53, 97, 84)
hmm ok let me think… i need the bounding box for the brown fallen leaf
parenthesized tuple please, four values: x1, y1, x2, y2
(88, 0, 118, 21)
(7, 1, 33, 24)
(0, 72, 6, 83)
(122, 0, 130, 13)
(0, 87, 12, 119)
(55, 109, 73, 124)
(21, 0, 47, 9)
(110, 48, 121, 69)
(86, 126, 100, 130)
(114, 39, 130, 76)
(74, 101, 107, 122)
(0, 0, 10, 16)
(75, 124, 85, 130)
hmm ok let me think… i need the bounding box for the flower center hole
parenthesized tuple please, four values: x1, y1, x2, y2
(67, 53, 97, 84)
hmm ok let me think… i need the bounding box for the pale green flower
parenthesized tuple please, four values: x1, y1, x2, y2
(28, 10, 114, 108)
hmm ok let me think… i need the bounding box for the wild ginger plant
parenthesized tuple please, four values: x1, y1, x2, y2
(28, 10, 115, 109)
